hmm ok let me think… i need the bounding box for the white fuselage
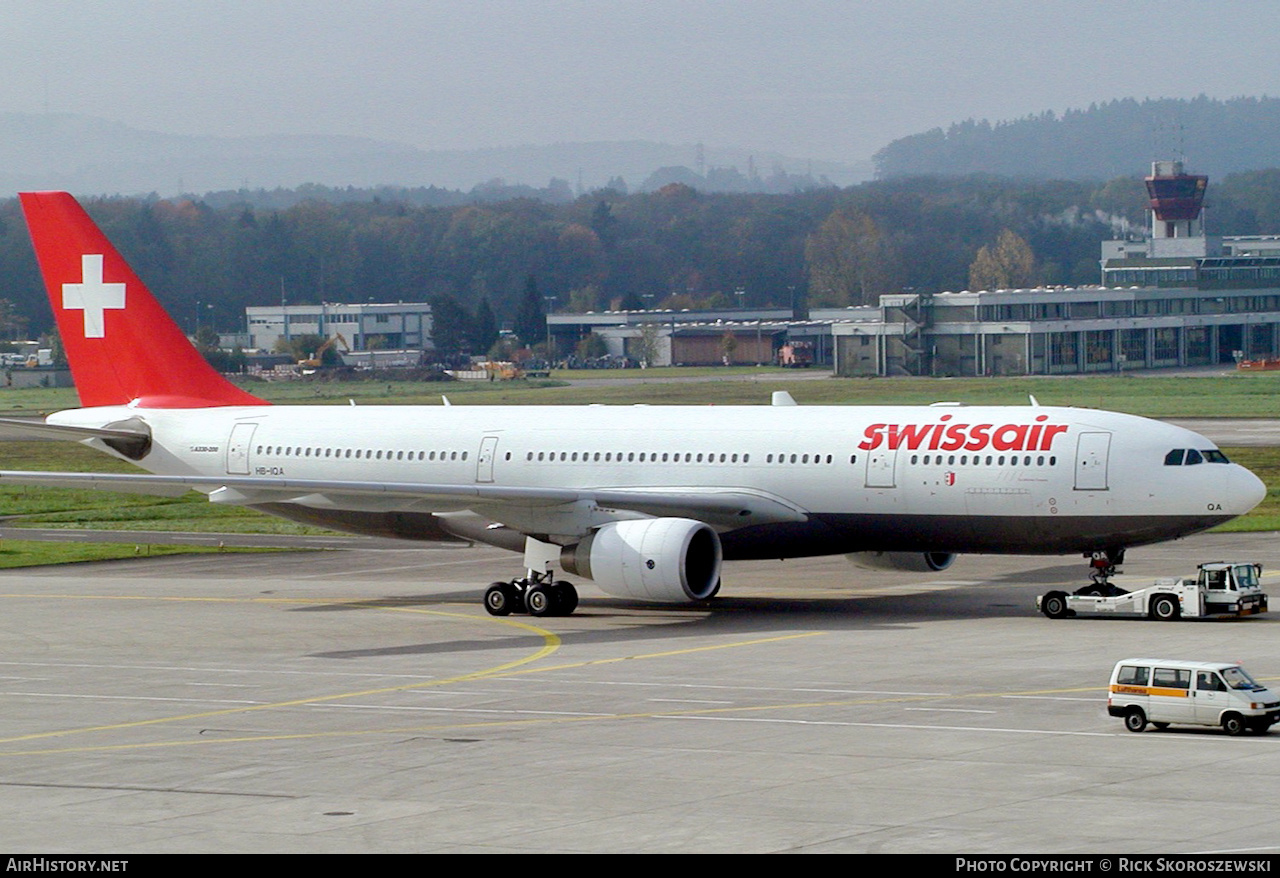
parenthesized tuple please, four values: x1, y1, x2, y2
(51, 401, 1265, 559)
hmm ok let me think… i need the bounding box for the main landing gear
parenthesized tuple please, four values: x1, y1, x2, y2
(484, 570, 579, 618)
(1077, 548, 1129, 597)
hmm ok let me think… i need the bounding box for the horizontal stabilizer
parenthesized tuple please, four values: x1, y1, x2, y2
(0, 416, 147, 443)
(0, 416, 152, 459)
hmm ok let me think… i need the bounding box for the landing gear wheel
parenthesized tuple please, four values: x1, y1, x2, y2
(552, 581, 578, 615)
(1041, 591, 1070, 619)
(525, 583, 554, 617)
(1124, 707, 1147, 733)
(484, 581, 518, 616)
(1223, 713, 1248, 736)
(1150, 595, 1180, 621)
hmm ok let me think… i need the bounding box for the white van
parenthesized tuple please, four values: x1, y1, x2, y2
(1108, 658, 1280, 735)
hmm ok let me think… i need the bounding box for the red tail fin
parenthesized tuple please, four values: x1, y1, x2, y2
(20, 192, 266, 408)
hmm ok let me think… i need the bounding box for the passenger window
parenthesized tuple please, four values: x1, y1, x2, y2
(1153, 668, 1191, 689)
(1116, 665, 1149, 686)
(1164, 449, 1185, 466)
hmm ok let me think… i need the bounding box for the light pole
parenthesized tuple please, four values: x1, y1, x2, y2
(543, 295, 557, 362)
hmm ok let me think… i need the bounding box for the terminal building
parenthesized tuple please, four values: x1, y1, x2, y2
(551, 160, 1280, 377)
(245, 302, 433, 353)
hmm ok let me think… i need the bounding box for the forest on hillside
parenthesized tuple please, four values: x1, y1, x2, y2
(3, 165, 1280, 346)
(874, 96, 1280, 181)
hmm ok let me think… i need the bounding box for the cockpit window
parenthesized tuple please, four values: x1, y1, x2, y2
(1165, 448, 1230, 465)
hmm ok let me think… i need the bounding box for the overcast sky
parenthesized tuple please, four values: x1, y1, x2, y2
(3, 1, 1276, 163)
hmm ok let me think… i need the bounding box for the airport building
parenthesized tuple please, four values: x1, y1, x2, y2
(245, 302, 433, 353)
(552, 160, 1280, 377)
(1101, 160, 1280, 289)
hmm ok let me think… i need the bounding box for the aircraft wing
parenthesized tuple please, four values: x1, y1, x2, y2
(0, 470, 808, 529)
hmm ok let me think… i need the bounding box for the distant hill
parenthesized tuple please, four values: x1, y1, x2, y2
(0, 112, 869, 198)
(873, 96, 1280, 181)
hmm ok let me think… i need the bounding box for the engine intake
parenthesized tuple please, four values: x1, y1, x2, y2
(846, 551, 956, 572)
(561, 518, 722, 603)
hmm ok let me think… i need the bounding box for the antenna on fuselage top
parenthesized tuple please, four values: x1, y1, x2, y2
(1029, 394, 1041, 407)
(442, 396, 452, 407)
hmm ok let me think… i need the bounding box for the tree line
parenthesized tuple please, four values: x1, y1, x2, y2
(2, 168, 1280, 348)
(874, 96, 1280, 181)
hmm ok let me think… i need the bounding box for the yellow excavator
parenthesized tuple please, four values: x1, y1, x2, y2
(299, 333, 351, 368)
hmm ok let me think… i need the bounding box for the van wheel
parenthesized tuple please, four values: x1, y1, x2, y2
(1222, 713, 1248, 736)
(1152, 722, 1170, 730)
(1150, 595, 1180, 621)
(1041, 591, 1069, 619)
(1124, 707, 1147, 732)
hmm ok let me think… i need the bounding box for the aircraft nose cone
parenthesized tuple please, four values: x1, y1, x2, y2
(1237, 464, 1268, 514)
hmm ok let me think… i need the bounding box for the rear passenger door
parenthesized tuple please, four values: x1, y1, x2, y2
(1151, 666, 1195, 723)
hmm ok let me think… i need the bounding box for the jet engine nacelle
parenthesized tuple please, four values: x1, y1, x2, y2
(560, 518, 722, 603)
(845, 551, 956, 572)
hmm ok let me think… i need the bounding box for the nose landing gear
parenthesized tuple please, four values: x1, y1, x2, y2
(1079, 548, 1128, 597)
(484, 570, 579, 617)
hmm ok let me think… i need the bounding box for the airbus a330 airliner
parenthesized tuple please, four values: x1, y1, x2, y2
(0, 191, 1266, 616)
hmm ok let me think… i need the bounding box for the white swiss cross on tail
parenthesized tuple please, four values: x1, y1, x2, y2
(62, 254, 125, 339)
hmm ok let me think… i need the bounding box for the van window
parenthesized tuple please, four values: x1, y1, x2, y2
(1222, 666, 1264, 691)
(1153, 667, 1191, 689)
(1116, 665, 1149, 686)
(1196, 672, 1227, 692)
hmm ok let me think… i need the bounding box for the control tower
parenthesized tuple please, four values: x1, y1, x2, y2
(1146, 160, 1210, 254)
